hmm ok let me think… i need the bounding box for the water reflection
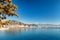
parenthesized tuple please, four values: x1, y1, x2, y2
(0, 27, 39, 36)
(0, 28, 60, 34)
(0, 28, 60, 40)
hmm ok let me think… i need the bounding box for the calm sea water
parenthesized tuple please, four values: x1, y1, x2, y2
(0, 28, 60, 40)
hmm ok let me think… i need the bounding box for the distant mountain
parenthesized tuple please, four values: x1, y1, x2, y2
(9, 20, 22, 25)
(9, 20, 36, 25)
(7, 20, 60, 28)
(7, 20, 38, 27)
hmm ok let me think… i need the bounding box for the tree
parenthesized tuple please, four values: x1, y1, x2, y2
(0, 0, 19, 28)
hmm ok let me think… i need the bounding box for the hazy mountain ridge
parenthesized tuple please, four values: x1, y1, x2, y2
(6, 20, 38, 28)
(7, 20, 60, 28)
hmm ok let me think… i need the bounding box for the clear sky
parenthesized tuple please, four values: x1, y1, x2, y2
(9, 0, 60, 24)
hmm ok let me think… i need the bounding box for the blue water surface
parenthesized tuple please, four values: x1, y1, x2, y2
(0, 28, 60, 40)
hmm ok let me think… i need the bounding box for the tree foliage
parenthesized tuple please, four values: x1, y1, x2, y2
(0, 0, 18, 19)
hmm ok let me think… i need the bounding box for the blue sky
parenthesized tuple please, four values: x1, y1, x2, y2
(9, 0, 60, 24)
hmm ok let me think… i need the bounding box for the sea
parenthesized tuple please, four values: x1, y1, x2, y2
(0, 28, 60, 40)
